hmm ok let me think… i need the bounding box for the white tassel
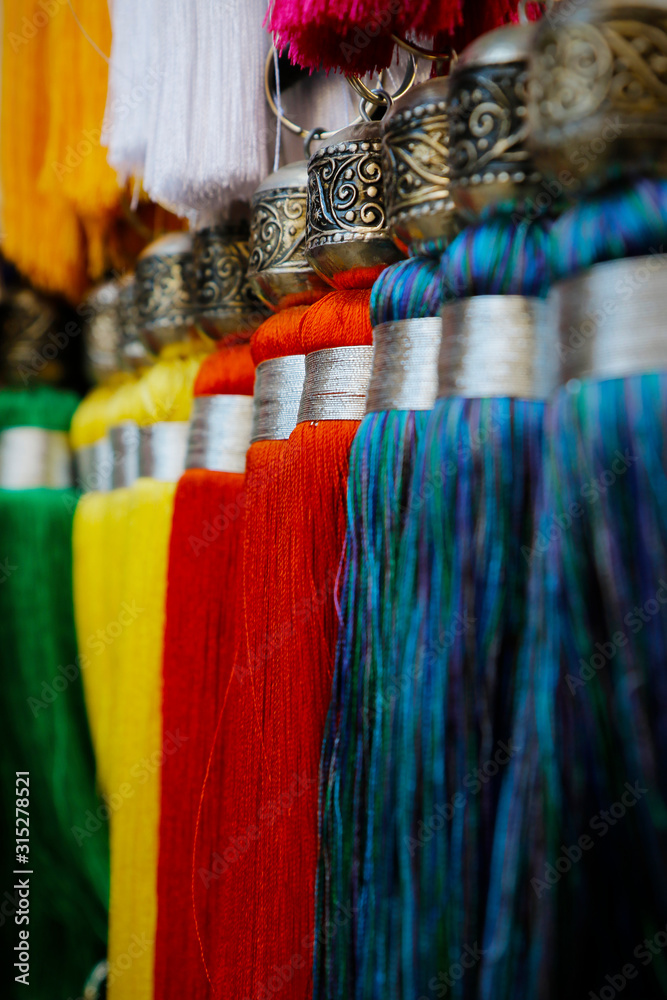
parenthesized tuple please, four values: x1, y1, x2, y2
(103, 0, 161, 184)
(144, 0, 273, 224)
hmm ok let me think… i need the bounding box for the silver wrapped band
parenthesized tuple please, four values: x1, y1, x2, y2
(76, 438, 113, 493)
(109, 421, 140, 489)
(251, 354, 306, 443)
(0, 428, 72, 489)
(366, 318, 441, 414)
(439, 296, 556, 401)
(185, 395, 253, 474)
(298, 346, 374, 423)
(139, 421, 189, 482)
(554, 255, 667, 385)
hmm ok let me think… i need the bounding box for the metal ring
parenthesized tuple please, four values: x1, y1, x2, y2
(347, 55, 416, 107)
(390, 33, 456, 64)
(264, 47, 363, 139)
(359, 87, 393, 122)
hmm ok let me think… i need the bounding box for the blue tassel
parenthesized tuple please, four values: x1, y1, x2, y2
(481, 176, 667, 999)
(314, 253, 444, 1000)
(362, 216, 553, 1000)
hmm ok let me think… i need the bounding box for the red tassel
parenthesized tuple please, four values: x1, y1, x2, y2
(154, 341, 255, 1000)
(193, 305, 313, 1000)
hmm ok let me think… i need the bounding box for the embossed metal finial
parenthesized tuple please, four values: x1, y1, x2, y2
(117, 274, 151, 371)
(381, 77, 457, 250)
(529, 0, 667, 190)
(82, 279, 122, 384)
(448, 23, 542, 220)
(247, 161, 328, 310)
(135, 232, 198, 354)
(305, 122, 403, 283)
(191, 224, 268, 339)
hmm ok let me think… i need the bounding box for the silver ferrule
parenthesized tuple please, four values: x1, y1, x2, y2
(553, 255, 667, 385)
(185, 395, 253, 474)
(297, 346, 374, 423)
(75, 438, 113, 493)
(439, 296, 557, 400)
(251, 354, 306, 443)
(138, 422, 190, 482)
(366, 318, 441, 413)
(109, 421, 140, 488)
(0, 428, 72, 489)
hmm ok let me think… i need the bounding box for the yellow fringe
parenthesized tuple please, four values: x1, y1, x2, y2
(106, 342, 209, 1000)
(2, 0, 120, 298)
(71, 374, 135, 795)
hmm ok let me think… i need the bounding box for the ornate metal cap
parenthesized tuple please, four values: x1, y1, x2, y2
(0, 289, 64, 386)
(381, 77, 457, 251)
(135, 232, 198, 354)
(529, 0, 667, 191)
(81, 279, 122, 384)
(448, 23, 542, 220)
(247, 161, 328, 310)
(117, 274, 151, 371)
(191, 225, 267, 339)
(305, 122, 402, 283)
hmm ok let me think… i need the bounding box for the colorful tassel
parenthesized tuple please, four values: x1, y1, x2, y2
(106, 342, 208, 1000)
(352, 218, 552, 1000)
(315, 252, 444, 1000)
(154, 340, 255, 1000)
(481, 178, 667, 1000)
(0, 385, 108, 1000)
(240, 273, 381, 1000)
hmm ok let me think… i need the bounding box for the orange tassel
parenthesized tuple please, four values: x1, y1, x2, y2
(200, 304, 313, 1000)
(253, 284, 375, 1000)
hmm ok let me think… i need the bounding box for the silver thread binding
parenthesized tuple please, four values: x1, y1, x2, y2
(109, 421, 141, 488)
(439, 297, 557, 401)
(366, 318, 441, 414)
(251, 354, 306, 442)
(138, 422, 190, 482)
(297, 346, 374, 423)
(0, 428, 72, 489)
(185, 395, 253, 474)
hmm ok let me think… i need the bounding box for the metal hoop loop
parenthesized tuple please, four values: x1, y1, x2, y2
(390, 33, 454, 63)
(359, 87, 393, 122)
(347, 55, 416, 107)
(303, 127, 326, 158)
(264, 46, 363, 140)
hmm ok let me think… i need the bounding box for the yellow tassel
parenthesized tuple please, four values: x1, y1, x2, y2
(106, 341, 210, 1000)
(2, 0, 85, 299)
(2, 0, 120, 298)
(72, 375, 134, 796)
